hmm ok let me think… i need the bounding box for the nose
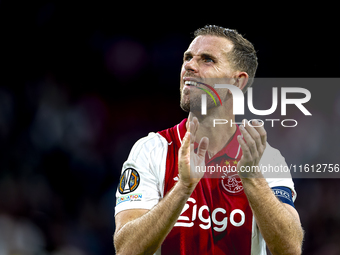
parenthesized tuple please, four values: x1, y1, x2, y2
(184, 57, 199, 73)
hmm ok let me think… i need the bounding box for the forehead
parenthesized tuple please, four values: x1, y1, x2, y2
(186, 35, 234, 58)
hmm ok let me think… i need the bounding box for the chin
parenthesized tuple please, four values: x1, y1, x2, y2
(180, 98, 202, 113)
(180, 99, 190, 112)
(180, 104, 190, 112)
(180, 90, 216, 113)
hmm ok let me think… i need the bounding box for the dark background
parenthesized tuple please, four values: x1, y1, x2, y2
(0, 1, 339, 254)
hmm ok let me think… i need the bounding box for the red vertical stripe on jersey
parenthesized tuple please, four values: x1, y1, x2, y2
(158, 119, 253, 255)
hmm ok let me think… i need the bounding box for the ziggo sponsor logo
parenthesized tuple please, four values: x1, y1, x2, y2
(174, 198, 245, 232)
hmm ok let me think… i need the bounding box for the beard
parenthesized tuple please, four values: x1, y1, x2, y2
(180, 87, 218, 113)
(180, 86, 190, 112)
(180, 98, 190, 112)
(179, 75, 233, 113)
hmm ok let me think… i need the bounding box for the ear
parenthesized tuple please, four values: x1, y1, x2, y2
(235, 72, 249, 91)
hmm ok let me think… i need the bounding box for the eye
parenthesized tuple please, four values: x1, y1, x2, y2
(184, 55, 193, 61)
(204, 57, 214, 63)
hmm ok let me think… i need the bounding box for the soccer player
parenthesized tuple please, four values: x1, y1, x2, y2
(114, 25, 304, 255)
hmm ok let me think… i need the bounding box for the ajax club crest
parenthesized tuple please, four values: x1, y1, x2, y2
(220, 160, 244, 195)
(221, 173, 244, 194)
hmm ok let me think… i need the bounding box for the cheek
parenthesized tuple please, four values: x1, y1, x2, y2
(180, 66, 185, 84)
(215, 87, 230, 101)
(212, 65, 226, 76)
(180, 64, 186, 74)
(201, 65, 225, 79)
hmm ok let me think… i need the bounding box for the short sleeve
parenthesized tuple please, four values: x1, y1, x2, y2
(115, 132, 168, 216)
(251, 143, 298, 254)
(260, 143, 297, 202)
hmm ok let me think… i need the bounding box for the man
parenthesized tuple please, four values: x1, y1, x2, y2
(114, 25, 304, 255)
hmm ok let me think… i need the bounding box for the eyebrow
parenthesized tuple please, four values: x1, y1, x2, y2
(183, 51, 217, 61)
(183, 51, 192, 58)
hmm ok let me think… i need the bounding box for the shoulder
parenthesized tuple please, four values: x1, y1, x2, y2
(123, 132, 170, 188)
(127, 132, 168, 163)
(260, 142, 286, 165)
(115, 133, 169, 215)
(125, 117, 187, 172)
(260, 142, 297, 201)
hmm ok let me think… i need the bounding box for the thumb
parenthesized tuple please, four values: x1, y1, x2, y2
(197, 137, 209, 158)
(179, 131, 191, 157)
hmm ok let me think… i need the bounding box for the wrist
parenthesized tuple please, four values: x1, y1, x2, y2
(177, 179, 197, 195)
(241, 175, 265, 186)
(241, 177, 269, 198)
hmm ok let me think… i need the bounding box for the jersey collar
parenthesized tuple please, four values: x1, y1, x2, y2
(176, 118, 242, 161)
(206, 125, 242, 163)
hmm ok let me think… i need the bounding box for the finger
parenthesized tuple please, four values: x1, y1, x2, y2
(191, 117, 199, 136)
(243, 119, 263, 152)
(180, 131, 191, 156)
(251, 119, 267, 147)
(197, 137, 209, 158)
(239, 122, 258, 159)
(189, 117, 200, 144)
(237, 134, 252, 161)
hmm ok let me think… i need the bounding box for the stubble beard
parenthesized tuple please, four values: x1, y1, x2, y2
(180, 87, 217, 113)
(180, 88, 191, 112)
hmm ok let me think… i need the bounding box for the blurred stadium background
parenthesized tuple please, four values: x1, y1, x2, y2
(0, 1, 339, 254)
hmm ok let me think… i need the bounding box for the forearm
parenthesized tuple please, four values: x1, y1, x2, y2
(114, 181, 194, 255)
(242, 178, 304, 255)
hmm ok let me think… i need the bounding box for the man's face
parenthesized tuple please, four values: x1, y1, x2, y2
(180, 35, 235, 112)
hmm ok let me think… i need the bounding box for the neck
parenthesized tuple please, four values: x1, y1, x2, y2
(186, 102, 237, 158)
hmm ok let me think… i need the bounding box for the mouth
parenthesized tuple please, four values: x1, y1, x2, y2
(182, 77, 223, 106)
(184, 80, 199, 87)
(183, 77, 205, 87)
